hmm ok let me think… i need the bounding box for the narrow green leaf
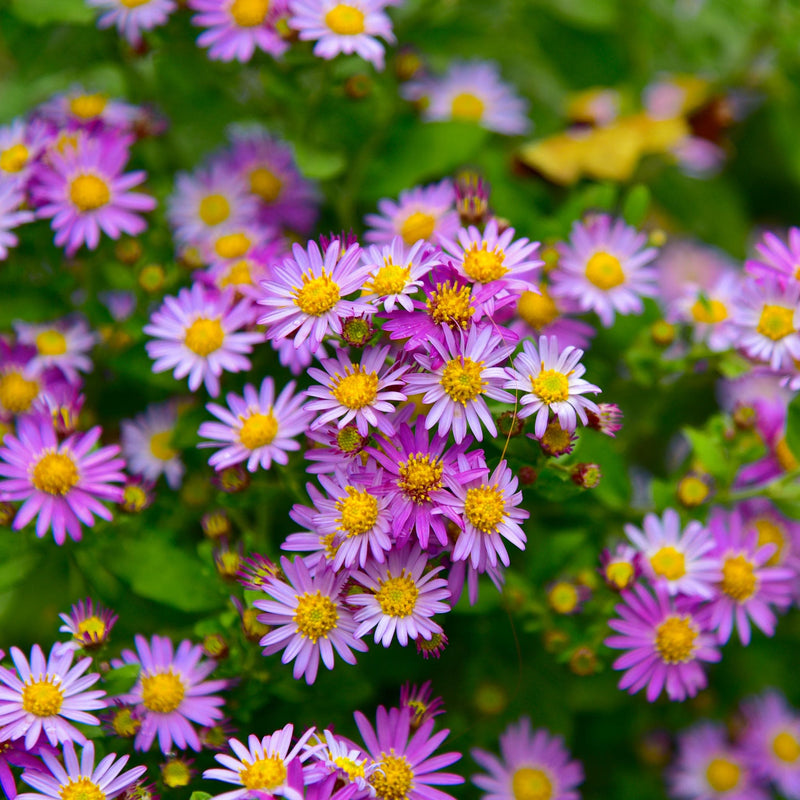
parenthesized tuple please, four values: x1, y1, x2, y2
(103, 664, 141, 697)
(621, 184, 650, 227)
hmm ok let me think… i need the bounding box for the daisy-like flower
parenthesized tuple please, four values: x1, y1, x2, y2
(0, 118, 47, 186)
(746, 226, 800, 284)
(0, 180, 34, 261)
(200, 378, 311, 472)
(349, 545, 451, 648)
(113, 634, 228, 753)
(550, 214, 659, 327)
(404, 324, 515, 444)
(599, 543, 643, 592)
(504, 335, 601, 439)
(87, 0, 177, 46)
(289, 0, 395, 70)
(624, 508, 721, 599)
(36, 88, 139, 131)
(471, 717, 583, 800)
(58, 598, 118, 652)
(0, 643, 106, 748)
(668, 271, 740, 352)
(190, 0, 289, 63)
(739, 498, 800, 581)
(144, 284, 264, 397)
(406, 59, 531, 135)
(258, 239, 373, 352)
(605, 581, 721, 702)
(33, 132, 156, 256)
(18, 740, 145, 800)
(364, 179, 459, 247)
(14, 318, 95, 385)
(0, 417, 125, 545)
(304, 729, 377, 795)
(0, 342, 43, 420)
(254, 556, 368, 684)
(304, 422, 370, 475)
(121, 401, 184, 489)
(0, 737, 53, 800)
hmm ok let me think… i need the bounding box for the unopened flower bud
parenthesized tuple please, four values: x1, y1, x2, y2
(571, 463, 601, 488)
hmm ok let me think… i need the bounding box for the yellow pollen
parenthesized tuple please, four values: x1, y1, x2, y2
(324, 4, 365, 35)
(705, 758, 740, 793)
(677, 475, 709, 507)
(60, 777, 105, 800)
(332, 365, 379, 410)
(198, 193, 231, 226)
(31, 452, 79, 496)
(336, 486, 379, 536)
(366, 261, 411, 296)
(440, 357, 485, 404)
(122, 484, 148, 512)
(398, 454, 443, 504)
(239, 756, 287, 790)
(754, 518, 786, 566)
(585, 251, 625, 290)
(649, 546, 686, 581)
(21, 678, 64, 716)
(773, 731, 800, 763)
(149, 430, 177, 461)
(655, 615, 697, 663)
(400, 211, 435, 245)
(518, 288, 558, 330)
(775, 437, 799, 472)
(0, 371, 39, 413)
(70, 174, 110, 212)
(334, 756, 366, 781)
(337, 425, 364, 453)
(721, 554, 757, 602)
(757, 304, 795, 341)
(76, 615, 106, 642)
(249, 167, 283, 202)
(293, 591, 338, 641)
(184, 317, 225, 356)
(606, 561, 635, 589)
(462, 243, 507, 283)
(294, 271, 341, 316)
(120, 0, 152, 7)
(112, 707, 140, 737)
(162, 760, 193, 788)
(370, 753, 414, 800)
(230, 0, 270, 27)
(214, 232, 251, 259)
(141, 671, 185, 713)
(321, 531, 340, 560)
(220, 260, 254, 287)
(377, 571, 420, 617)
(548, 582, 579, 614)
(691, 298, 728, 324)
(450, 92, 486, 121)
(239, 412, 279, 449)
(541, 421, 572, 454)
(36, 329, 68, 356)
(511, 767, 553, 800)
(532, 369, 569, 404)
(464, 484, 505, 533)
(427, 282, 474, 329)
(0, 143, 29, 173)
(69, 94, 107, 120)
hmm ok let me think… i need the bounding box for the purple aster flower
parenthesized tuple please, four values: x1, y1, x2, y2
(746, 226, 800, 284)
(598, 543, 643, 592)
(112, 634, 228, 753)
(35, 88, 139, 131)
(0, 416, 125, 545)
(739, 499, 800, 592)
(121, 401, 184, 490)
(254, 556, 368, 684)
(471, 717, 583, 800)
(0, 643, 105, 748)
(0, 341, 45, 420)
(586, 402, 623, 437)
(0, 180, 33, 261)
(550, 214, 659, 327)
(349, 545, 451, 647)
(605, 581, 721, 702)
(0, 737, 55, 800)
(58, 598, 118, 652)
(656, 238, 736, 306)
(504, 334, 601, 439)
(87, 0, 177, 46)
(0, 118, 49, 187)
(303, 729, 376, 795)
(399, 681, 444, 731)
(18, 740, 146, 800)
(199, 377, 311, 471)
(14, 317, 95, 385)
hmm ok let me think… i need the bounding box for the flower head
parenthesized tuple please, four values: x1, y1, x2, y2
(121, 402, 184, 490)
(0, 180, 33, 261)
(746, 226, 800, 284)
(58, 598, 118, 652)
(87, 0, 177, 46)
(14, 318, 95, 385)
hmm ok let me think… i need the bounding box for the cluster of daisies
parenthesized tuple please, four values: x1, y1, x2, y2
(0, 88, 158, 260)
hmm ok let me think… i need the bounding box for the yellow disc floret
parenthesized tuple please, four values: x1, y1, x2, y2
(325, 4, 365, 34)
(705, 758, 740, 793)
(440, 357, 485, 404)
(773, 731, 800, 763)
(0, 371, 39, 414)
(332, 365, 379, 410)
(753, 518, 786, 566)
(150, 431, 177, 462)
(721, 554, 757, 602)
(655, 615, 697, 664)
(531, 369, 569, 404)
(370, 753, 414, 800)
(511, 767, 553, 800)
(60, 778, 105, 800)
(0, 143, 29, 173)
(36, 330, 68, 356)
(21, 678, 64, 716)
(185, 318, 225, 356)
(548, 582, 579, 614)
(334, 756, 366, 781)
(691, 298, 728, 324)
(69, 94, 107, 120)
(450, 92, 486, 122)
(141, 671, 186, 713)
(605, 561, 635, 590)
(249, 167, 283, 203)
(366, 261, 411, 296)
(336, 487, 379, 536)
(464, 484, 505, 533)
(239, 756, 287, 791)
(757, 304, 795, 341)
(111, 706, 141, 737)
(426, 282, 474, 329)
(198, 193, 231, 226)
(32, 452, 79, 496)
(76, 615, 107, 643)
(294, 271, 340, 316)
(214, 232, 251, 259)
(240, 412, 279, 449)
(462, 243, 507, 283)
(585, 251, 624, 290)
(219, 260, 254, 288)
(400, 211, 435, 245)
(70, 174, 110, 212)
(230, 0, 271, 27)
(377, 571, 420, 617)
(293, 591, 338, 641)
(398, 454, 443, 504)
(518, 288, 559, 330)
(649, 546, 686, 581)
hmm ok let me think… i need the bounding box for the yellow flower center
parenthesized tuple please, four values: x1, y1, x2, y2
(219, 260, 254, 288)
(518, 288, 558, 330)
(214, 232, 251, 259)
(531, 369, 569, 404)
(585, 251, 624, 290)
(511, 767, 553, 800)
(757, 304, 795, 341)
(294, 591, 338, 641)
(548, 582, 579, 614)
(60, 777, 106, 800)
(36, 329, 68, 356)
(243, 607, 270, 639)
(149, 430, 177, 461)
(76, 615, 107, 642)
(249, 167, 283, 202)
(705, 758, 740, 793)
(649, 546, 686, 581)
(450, 92, 486, 121)
(541, 421, 572, 454)
(239, 412, 279, 449)
(0, 143, 29, 173)
(376, 571, 420, 617)
(294, 271, 341, 316)
(334, 756, 366, 781)
(198, 193, 231, 226)
(426, 282, 474, 329)
(324, 4, 365, 35)
(32, 452, 79, 496)
(655, 615, 697, 663)
(366, 261, 411, 296)
(122, 484, 149, 512)
(753, 518, 786, 566)
(398, 454, 443, 504)
(162, 760, 193, 788)
(239, 756, 287, 790)
(691, 298, 728, 324)
(337, 425, 364, 453)
(332, 365, 379, 410)
(69, 94, 107, 120)
(462, 243, 507, 283)
(721, 554, 756, 602)
(400, 211, 435, 245)
(70, 174, 111, 212)
(336, 486, 379, 536)
(775, 437, 799, 472)
(141, 671, 185, 713)
(184, 318, 225, 356)
(0, 371, 39, 413)
(440, 357, 485, 404)
(21, 678, 64, 716)
(120, 0, 152, 7)
(230, 0, 270, 27)
(605, 561, 634, 589)
(111, 707, 141, 738)
(370, 753, 414, 800)
(464, 484, 505, 533)
(677, 475, 709, 507)
(773, 731, 800, 763)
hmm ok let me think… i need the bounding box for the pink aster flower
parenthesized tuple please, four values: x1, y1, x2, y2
(0, 180, 33, 261)
(739, 498, 800, 590)
(746, 226, 800, 284)
(144, 284, 264, 397)
(35, 88, 139, 131)
(0, 341, 45, 420)
(199, 377, 312, 471)
(657, 238, 737, 306)
(599, 543, 643, 591)
(289, 0, 395, 70)
(0, 118, 49, 187)
(471, 717, 584, 800)
(87, 0, 177, 47)
(399, 681, 444, 729)
(58, 598, 118, 652)
(14, 317, 95, 385)
(0, 737, 55, 800)
(605, 581, 721, 702)
(254, 556, 368, 684)
(121, 401, 184, 489)
(0, 417, 124, 545)
(0, 643, 106, 749)
(32, 132, 156, 256)
(304, 422, 370, 475)
(112, 634, 228, 753)
(550, 214, 659, 327)
(304, 728, 376, 796)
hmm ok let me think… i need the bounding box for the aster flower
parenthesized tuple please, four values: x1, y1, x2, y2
(113, 634, 228, 753)
(0, 416, 125, 545)
(739, 498, 800, 582)
(254, 556, 368, 684)
(14, 318, 95, 385)
(36, 88, 139, 131)
(121, 402, 184, 490)
(585, 403, 623, 437)
(0, 341, 44, 420)
(550, 214, 659, 327)
(746, 226, 800, 284)
(0, 737, 54, 800)
(657, 238, 736, 305)
(304, 729, 376, 795)
(0, 643, 106, 748)
(87, 0, 177, 46)
(598, 543, 643, 592)
(58, 598, 118, 652)
(199, 377, 312, 471)
(304, 423, 370, 475)
(0, 180, 33, 261)
(0, 118, 48, 186)
(471, 717, 583, 800)
(289, 0, 395, 70)
(399, 682, 444, 731)
(144, 284, 264, 397)
(416, 632, 448, 660)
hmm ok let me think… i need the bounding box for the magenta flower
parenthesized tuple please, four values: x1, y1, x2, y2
(304, 423, 370, 475)
(746, 226, 800, 284)
(399, 681, 444, 729)
(121, 401, 184, 490)
(0, 180, 33, 261)
(598, 543, 643, 592)
(304, 729, 376, 795)
(58, 598, 118, 652)
(87, 0, 177, 46)
(0, 737, 54, 800)
(14, 317, 95, 385)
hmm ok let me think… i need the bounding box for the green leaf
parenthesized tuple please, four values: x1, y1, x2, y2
(103, 664, 141, 697)
(190, 794, 213, 800)
(785, 393, 800, 462)
(292, 143, 346, 181)
(10, 0, 94, 25)
(684, 427, 732, 483)
(621, 184, 650, 227)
